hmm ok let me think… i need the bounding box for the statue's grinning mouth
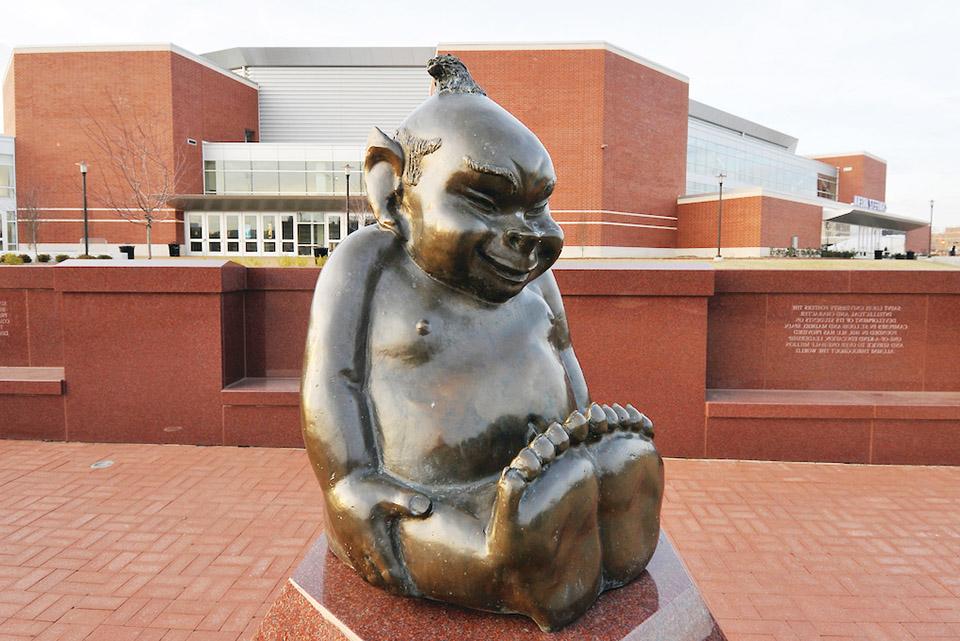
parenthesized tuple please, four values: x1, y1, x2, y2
(476, 248, 535, 284)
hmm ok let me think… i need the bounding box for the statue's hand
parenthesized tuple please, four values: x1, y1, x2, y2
(325, 472, 432, 595)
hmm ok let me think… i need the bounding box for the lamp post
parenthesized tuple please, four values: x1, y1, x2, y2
(715, 170, 727, 260)
(929, 199, 935, 256)
(344, 163, 352, 235)
(78, 161, 89, 256)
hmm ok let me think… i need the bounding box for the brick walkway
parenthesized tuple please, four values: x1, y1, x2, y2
(0, 441, 958, 641)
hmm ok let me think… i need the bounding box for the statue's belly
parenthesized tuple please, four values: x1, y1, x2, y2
(369, 334, 572, 486)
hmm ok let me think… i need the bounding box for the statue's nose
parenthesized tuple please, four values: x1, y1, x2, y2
(506, 228, 542, 255)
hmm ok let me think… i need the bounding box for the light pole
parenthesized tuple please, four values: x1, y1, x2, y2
(78, 161, 89, 256)
(344, 163, 352, 235)
(715, 171, 726, 260)
(929, 199, 935, 256)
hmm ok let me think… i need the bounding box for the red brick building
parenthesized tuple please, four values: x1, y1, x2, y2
(439, 44, 688, 251)
(0, 42, 929, 258)
(2, 45, 257, 253)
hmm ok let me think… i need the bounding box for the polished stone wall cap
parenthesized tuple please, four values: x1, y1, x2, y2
(52, 260, 247, 293)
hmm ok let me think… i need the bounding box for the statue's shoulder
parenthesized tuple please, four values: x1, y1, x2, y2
(527, 268, 564, 315)
(319, 226, 398, 287)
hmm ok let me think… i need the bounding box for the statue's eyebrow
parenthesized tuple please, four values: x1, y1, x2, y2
(462, 156, 520, 194)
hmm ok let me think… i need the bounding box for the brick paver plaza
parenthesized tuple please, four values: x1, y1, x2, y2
(0, 440, 958, 641)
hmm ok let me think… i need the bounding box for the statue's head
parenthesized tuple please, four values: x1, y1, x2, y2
(364, 54, 562, 304)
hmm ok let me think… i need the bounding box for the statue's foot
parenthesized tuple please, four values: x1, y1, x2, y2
(488, 412, 603, 631)
(586, 403, 664, 587)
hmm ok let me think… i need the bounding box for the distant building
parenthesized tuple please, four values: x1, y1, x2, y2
(933, 227, 960, 255)
(1, 42, 929, 258)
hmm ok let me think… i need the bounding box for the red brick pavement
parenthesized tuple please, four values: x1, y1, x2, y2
(664, 459, 960, 641)
(0, 441, 958, 641)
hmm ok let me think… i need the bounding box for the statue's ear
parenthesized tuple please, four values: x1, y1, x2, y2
(364, 127, 405, 238)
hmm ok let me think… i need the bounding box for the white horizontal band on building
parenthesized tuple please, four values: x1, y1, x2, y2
(552, 209, 679, 221)
(558, 221, 677, 231)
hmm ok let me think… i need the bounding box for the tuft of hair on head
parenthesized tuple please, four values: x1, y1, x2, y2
(427, 54, 486, 96)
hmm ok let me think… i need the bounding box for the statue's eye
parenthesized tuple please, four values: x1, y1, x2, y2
(462, 188, 497, 212)
(526, 201, 548, 217)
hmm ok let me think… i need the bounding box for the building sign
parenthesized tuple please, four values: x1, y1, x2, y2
(853, 195, 887, 212)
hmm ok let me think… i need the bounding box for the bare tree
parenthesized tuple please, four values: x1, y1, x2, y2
(17, 185, 44, 258)
(81, 95, 186, 259)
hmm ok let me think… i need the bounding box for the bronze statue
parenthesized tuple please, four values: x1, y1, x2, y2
(302, 54, 664, 631)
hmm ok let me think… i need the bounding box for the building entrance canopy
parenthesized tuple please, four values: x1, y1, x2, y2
(168, 194, 368, 213)
(822, 205, 927, 232)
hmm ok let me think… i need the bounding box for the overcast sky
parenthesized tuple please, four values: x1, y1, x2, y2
(2, 0, 958, 227)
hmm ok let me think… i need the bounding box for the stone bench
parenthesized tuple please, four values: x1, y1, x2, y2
(221, 377, 301, 447)
(0, 367, 66, 440)
(705, 389, 960, 465)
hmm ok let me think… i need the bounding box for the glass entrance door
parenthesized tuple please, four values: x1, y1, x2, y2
(297, 219, 326, 256)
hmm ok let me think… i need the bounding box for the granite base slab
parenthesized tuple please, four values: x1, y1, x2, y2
(254, 531, 726, 641)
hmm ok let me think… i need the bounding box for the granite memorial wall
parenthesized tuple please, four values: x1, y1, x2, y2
(1, 262, 958, 464)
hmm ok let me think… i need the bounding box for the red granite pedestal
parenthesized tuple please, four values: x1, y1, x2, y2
(255, 532, 726, 641)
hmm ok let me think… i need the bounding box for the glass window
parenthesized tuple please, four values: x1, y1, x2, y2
(327, 214, 342, 241)
(188, 214, 203, 240)
(281, 215, 295, 253)
(262, 214, 277, 253)
(252, 170, 279, 193)
(6, 216, 17, 251)
(306, 171, 332, 194)
(226, 214, 240, 252)
(279, 171, 306, 193)
(208, 214, 222, 253)
(244, 215, 258, 252)
(208, 215, 222, 239)
(204, 170, 217, 193)
(224, 171, 251, 193)
(263, 215, 277, 240)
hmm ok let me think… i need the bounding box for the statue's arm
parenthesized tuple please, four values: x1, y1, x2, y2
(301, 230, 430, 593)
(532, 269, 590, 410)
(301, 230, 383, 482)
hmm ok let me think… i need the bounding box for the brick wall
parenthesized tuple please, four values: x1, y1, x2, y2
(10, 48, 258, 247)
(439, 48, 606, 213)
(171, 53, 259, 196)
(601, 51, 687, 220)
(906, 225, 932, 254)
(759, 196, 823, 249)
(439, 46, 688, 249)
(677, 196, 762, 248)
(812, 153, 887, 203)
(678, 195, 823, 249)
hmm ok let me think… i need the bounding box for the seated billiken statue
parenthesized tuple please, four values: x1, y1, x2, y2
(302, 54, 664, 631)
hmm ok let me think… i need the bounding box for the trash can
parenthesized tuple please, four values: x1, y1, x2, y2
(119, 245, 135, 260)
(874, 250, 884, 260)
(168, 243, 181, 257)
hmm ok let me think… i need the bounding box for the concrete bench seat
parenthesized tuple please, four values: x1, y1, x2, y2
(221, 377, 300, 447)
(705, 388, 960, 465)
(0, 367, 65, 395)
(221, 377, 299, 406)
(0, 367, 66, 440)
